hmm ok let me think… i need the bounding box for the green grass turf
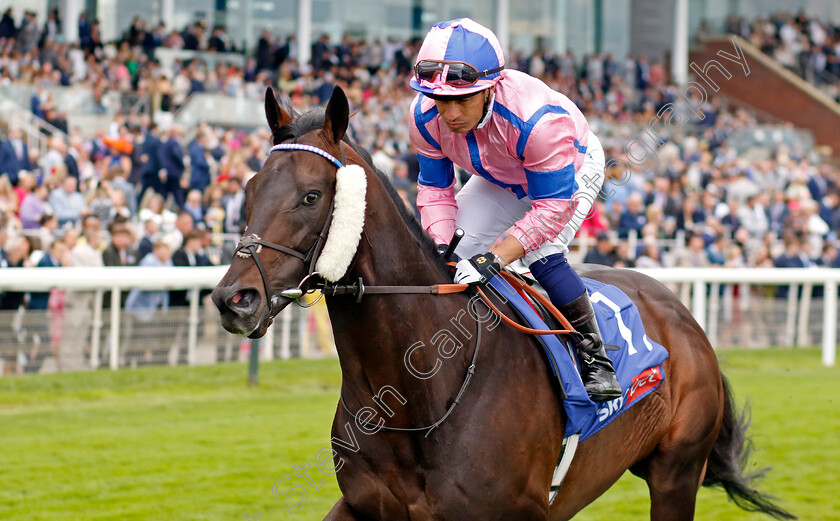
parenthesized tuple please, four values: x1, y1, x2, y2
(0, 348, 837, 520)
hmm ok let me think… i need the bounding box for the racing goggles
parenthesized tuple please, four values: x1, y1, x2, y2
(413, 60, 504, 87)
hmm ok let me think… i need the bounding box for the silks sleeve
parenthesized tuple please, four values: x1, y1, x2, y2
(409, 94, 458, 245)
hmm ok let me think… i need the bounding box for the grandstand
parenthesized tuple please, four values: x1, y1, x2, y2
(1, 0, 840, 374)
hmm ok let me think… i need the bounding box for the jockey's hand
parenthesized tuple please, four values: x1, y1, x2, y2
(454, 252, 501, 286)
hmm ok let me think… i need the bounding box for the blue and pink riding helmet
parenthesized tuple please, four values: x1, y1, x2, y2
(410, 18, 505, 99)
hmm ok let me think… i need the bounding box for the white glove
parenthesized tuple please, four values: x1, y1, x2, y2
(454, 258, 482, 284)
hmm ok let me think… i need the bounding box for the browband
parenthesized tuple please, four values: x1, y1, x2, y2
(270, 143, 344, 168)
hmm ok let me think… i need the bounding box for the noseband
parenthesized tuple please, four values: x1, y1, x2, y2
(234, 143, 344, 315)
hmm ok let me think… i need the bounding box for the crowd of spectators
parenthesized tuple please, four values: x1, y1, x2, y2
(724, 10, 840, 101)
(0, 6, 839, 321)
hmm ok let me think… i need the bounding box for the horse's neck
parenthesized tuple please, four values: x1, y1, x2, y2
(346, 175, 443, 288)
(324, 172, 469, 414)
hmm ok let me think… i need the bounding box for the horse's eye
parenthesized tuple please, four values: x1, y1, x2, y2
(302, 191, 320, 206)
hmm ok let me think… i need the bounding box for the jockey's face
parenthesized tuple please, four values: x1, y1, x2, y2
(432, 88, 491, 134)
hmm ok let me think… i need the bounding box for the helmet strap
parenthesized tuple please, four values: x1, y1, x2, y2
(476, 90, 495, 130)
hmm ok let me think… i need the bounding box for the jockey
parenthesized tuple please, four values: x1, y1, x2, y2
(408, 18, 621, 401)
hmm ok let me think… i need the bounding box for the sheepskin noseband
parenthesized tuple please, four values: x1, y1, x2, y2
(269, 143, 367, 282)
(315, 164, 367, 281)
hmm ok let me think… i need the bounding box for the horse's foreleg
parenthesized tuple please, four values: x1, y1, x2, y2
(324, 498, 370, 521)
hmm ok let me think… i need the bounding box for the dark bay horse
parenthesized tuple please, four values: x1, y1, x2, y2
(212, 86, 795, 521)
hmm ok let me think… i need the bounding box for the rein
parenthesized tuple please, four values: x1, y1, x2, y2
(478, 271, 576, 334)
(317, 277, 469, 303)
(320, 270, 576, 335)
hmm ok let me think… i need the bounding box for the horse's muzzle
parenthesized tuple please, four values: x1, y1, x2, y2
(212, 285, 264, 337)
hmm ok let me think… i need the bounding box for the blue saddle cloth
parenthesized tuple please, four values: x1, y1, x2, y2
(486, 276, 669, 441)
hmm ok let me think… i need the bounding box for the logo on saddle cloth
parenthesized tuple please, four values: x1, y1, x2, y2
(596, 364, 664, 423)
(627, 365, 663, 406)
(598, 364, 664, 423)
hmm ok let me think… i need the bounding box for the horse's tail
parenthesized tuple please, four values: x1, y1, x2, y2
(702, 373, 796, 520)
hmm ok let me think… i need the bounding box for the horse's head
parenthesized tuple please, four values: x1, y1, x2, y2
(212, 86, 361, 337)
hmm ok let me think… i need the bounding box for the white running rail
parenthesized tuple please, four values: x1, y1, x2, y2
(0, 266, 836, 368)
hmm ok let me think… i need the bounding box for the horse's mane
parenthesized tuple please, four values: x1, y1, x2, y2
(276, 107, 447, 272)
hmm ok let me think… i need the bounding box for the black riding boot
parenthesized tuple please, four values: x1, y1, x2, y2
(560, 292, 622, 402)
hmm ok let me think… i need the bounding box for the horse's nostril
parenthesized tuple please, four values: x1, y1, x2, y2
(228, 289, 258, 310)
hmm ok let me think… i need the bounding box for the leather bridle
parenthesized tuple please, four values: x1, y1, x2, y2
(233, 142, 344, 317)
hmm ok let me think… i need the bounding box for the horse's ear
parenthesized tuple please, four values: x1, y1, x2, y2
(265, 86, 292, 145)
(323, 86, 349, 145)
